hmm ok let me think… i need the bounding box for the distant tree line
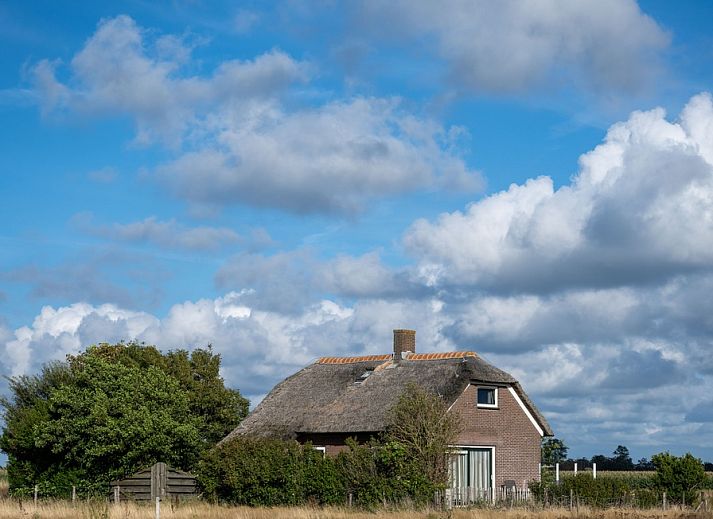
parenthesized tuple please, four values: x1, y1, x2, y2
(542, 437, 713, 472)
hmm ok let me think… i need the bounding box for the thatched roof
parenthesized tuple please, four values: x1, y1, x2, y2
(223, 351, 553, 443)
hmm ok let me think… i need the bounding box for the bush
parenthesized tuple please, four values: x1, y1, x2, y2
(652, 452, 707, 505)
(531, 472, 658, 508)
(197, 436, 344, 506)
(197, 384, 458, 509)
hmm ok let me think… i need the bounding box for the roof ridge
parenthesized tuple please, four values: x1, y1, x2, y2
(317, 354, 391, 364)
(406, 351, 477, 360)
(316, 351, 477, 364)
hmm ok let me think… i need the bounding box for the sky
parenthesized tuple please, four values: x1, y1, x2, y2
(1, 0, 713, 464)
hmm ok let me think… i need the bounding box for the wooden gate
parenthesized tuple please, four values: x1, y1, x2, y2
(110, 462, 197, 501)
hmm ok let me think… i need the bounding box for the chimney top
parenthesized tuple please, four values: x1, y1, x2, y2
(393, 329, 416, 359)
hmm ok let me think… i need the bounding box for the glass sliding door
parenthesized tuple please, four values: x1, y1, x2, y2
(450, 447, 493, 503)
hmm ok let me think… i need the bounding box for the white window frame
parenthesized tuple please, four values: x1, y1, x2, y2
(476, 386, 498, 409)
(313, 446, 326, 457)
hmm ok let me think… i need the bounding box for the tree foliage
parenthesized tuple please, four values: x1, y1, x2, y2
(0, 342, 248, 495)
(383, 382, 462, 489)
(652, 452, 707, 504)
(541, 437, 568, 465)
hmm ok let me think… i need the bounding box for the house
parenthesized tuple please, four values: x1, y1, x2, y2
(223, 329, 553, 494)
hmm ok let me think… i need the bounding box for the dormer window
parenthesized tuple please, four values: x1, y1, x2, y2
(355, 368, 374, 384)
(477, 386, 498, 408)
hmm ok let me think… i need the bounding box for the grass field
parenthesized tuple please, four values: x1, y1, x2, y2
(0, 502, 706, 519)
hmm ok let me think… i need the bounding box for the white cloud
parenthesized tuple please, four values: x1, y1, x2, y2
(358, 0, 669, 94)
(3, 283, 713, 457)
(159, 96, 482, 215)
(1, 303, 157, 376)
(405, 93, 713, 292)
(32, 15, 307, 146)
(0, 294, 450, 403)
(32, 15, 482, 215)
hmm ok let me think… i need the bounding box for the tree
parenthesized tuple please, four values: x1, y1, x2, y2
(652, 452, 706, 505)
(541, 437, 568, 465)
(0, 342, 248, 495)
(610, 445, 634, 470)
(382, 383, 462, 490)
(590, 454, 609, 469)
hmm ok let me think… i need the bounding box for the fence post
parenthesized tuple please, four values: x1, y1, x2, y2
(538, 462, 541, 480)
(114, 485, 120, 504)
(34, 485, 38, 505)
(555, 463, 560, 483)
(574, 462, 578, 475)
(348, 493, 353, 507)
(663, 491, 667, 510)
(72, 485, 76, 503)
(155, 496, 160, 519)
(569, 489, 573, 511)
(593, 462, 597, 479)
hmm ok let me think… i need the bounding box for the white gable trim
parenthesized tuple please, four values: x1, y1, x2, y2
(447, 383, 470, 412)
(507, 386, 544, 437)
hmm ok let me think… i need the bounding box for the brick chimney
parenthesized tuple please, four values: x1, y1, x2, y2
(393, 329, 416, 360)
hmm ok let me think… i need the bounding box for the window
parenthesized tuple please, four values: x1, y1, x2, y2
(355, 368, 374, 384)
(477, 386, 498, 408)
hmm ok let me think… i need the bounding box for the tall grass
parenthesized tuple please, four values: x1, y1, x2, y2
(0, 502, 706, 519)
(0, 468, 8, 500)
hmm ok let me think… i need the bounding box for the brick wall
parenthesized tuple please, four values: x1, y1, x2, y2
(450, 384, 542, 489)
(297, 432, 376, 456)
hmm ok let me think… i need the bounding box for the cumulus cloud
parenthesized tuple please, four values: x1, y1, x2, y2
(31, 15, 482, 215)
(405, 93, 713, 293)
(0, 294, 450, 403)
(216, 250, 429, 312)
(3, 284, 713, 456)
(357, 0, 669, 94)
(159, 97, 482, 215)
(32, 15, 306, 146)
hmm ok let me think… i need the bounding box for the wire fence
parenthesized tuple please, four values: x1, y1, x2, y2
(437, 485, 713, 511)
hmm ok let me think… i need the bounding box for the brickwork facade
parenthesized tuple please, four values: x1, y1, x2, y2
(450, 384, 542, 489)
(299, 383, 542, 489)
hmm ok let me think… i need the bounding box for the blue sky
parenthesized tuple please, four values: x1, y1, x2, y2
(2, 0, 713, 463)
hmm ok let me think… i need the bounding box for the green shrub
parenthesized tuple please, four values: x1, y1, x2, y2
(652, 452, 707, 505)
(530, 470, 660, 508)
(197, 436, 345, 506)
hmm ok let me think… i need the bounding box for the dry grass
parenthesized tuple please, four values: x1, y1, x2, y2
(0, 501, 708, 519)
(0, 469, 7, 500)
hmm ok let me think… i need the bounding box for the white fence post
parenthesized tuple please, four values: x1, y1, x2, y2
(155, 496, 160, 519)
(34, 485, 38, 505)
(556, 463, 560, 483)
(114, 485, 120, 504)
(574, 462, 578, 475)
(72, 485, 76, 503)
(593, 462, 597, 479)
